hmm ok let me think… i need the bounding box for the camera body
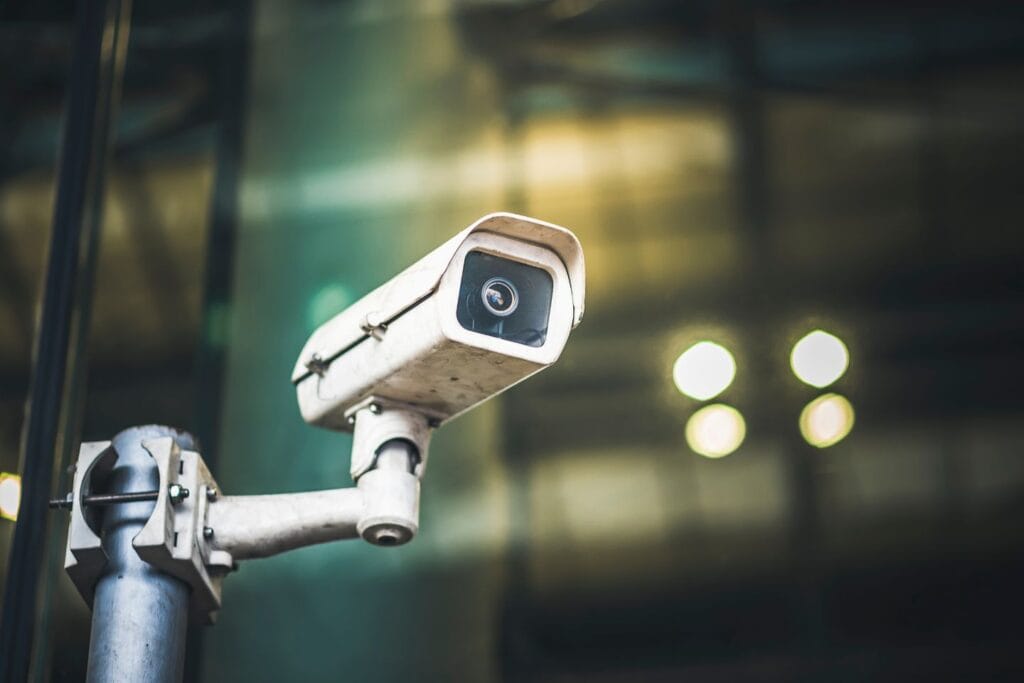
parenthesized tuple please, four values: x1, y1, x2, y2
(292, 212, 585, 472)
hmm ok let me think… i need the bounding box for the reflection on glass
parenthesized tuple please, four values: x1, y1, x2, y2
(685, 404, 746, 458)
(672, 341, 736, 400)
(0, 473, 21, 521)
(790, 329, 849, 388)
(799, 393, 855, 448)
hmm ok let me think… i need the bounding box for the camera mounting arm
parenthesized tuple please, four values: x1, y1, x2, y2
(207, 400, 429, 558)
(59, 403, 433, 624)
(205, 400, 429, 568)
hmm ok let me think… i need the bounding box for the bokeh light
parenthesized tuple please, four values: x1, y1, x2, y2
(0, 473, 21, 521)
(673, 341, 736, 400)
(790, 329, 849, 388)
(799, 393, 855, 448)
(685, 404, 746, 458)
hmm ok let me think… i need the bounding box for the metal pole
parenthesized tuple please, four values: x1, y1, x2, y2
(85, 426, 195, 683)
(0, 0, 131, 679)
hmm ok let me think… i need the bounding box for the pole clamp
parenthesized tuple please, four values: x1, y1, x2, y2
(62, 438, 231, 624)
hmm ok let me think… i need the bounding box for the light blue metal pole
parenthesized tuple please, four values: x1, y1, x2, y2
(86, 426, 194, 683)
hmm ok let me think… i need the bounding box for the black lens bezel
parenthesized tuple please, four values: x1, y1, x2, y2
(456, 250, 554, 348)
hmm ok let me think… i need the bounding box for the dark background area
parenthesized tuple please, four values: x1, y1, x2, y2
(2, 1, 1023, 681)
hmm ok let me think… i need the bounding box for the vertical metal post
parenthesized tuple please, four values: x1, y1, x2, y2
(0, 0, 131, 680)
(85, 426, 194, 683)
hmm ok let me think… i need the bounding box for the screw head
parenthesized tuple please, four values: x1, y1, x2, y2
(369, 403, 382, 415)
(305, 353, 328, 377)
(362, 522, 413, 547)
(206, 487, 217, 501)
(203, 527, 214, 539)
(168, 484, 190, 504)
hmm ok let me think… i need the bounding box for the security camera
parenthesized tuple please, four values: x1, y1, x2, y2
(53, 213, 585, 670)
(291, 212, 585, 482)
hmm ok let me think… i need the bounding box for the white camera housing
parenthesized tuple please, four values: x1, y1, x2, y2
(292, 212, 585, 479)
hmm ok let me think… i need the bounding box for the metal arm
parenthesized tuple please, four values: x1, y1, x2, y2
(205, 438, 419, 559)
(206, 488, 365, 560)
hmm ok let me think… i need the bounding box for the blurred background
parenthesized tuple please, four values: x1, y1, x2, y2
(2, 0, 1024, 680)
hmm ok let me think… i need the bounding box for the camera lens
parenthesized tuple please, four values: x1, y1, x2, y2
(458, 251, 552, 347)
(481, 277, 519, 317)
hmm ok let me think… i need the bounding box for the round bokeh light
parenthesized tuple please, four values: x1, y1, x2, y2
(686, 404, 746, 458)
(790, 329, 849, 388)
(673, 341, 736, 401)
(0, 474, 21, 521)
(799, 393, 855, 448)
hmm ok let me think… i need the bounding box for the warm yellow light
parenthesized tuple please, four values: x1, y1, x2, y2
(673, 341, 736, 400)
(0, 473, 21, 521)
(685, 404, 746, 458)
(799, 393, 855, 448)
(790, 329, 849, 388)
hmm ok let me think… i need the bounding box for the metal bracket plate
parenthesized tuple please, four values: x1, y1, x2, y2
(134, 437, 228, 624)
(63, 441, 116, 607)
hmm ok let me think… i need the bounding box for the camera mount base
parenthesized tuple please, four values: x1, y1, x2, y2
(344, 395, 438, 479)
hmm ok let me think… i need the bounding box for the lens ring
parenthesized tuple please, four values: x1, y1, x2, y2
(481, 277, 519, 317)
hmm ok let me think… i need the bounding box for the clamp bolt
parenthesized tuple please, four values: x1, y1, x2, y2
(168, 484, 190, 504)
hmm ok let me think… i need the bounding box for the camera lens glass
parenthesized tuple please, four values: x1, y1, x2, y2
(481, 277, 518, 317)
(457, 251, 553, 347)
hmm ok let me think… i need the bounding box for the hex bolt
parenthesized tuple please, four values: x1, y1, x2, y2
(168, 484, 189, 504)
